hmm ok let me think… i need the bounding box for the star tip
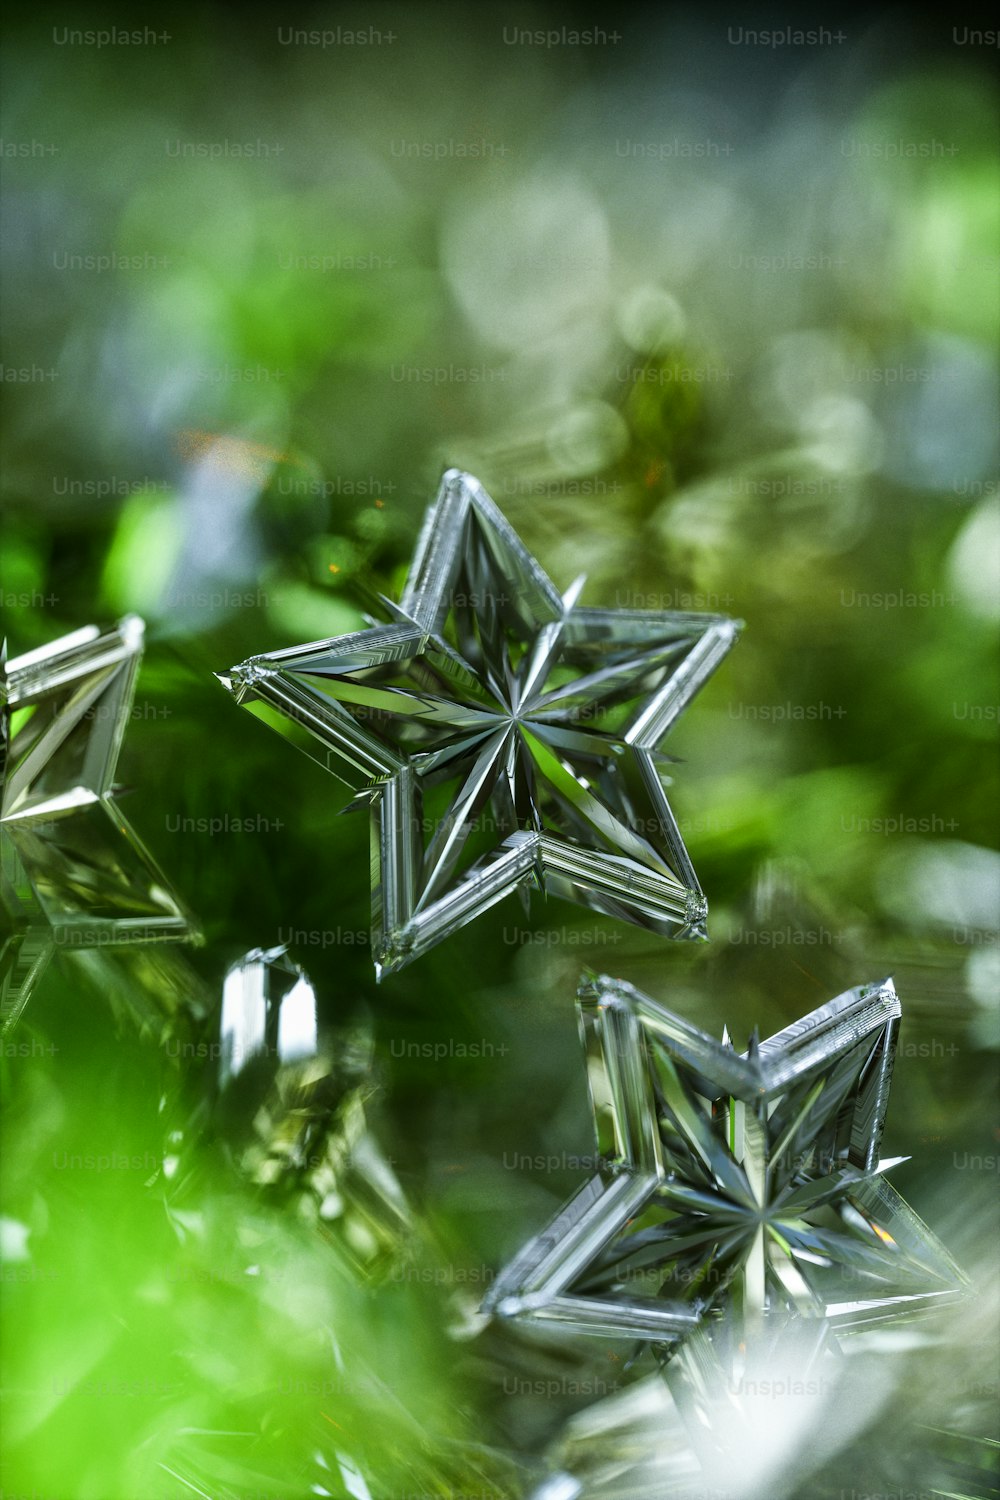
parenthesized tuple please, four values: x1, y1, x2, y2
(214, 672, 235, 693)
(119, 614, 146, 646)
(493, 1295, 525, 1321)
(373, 942, 406, 982)
(863, 976, 897, 1003)
(577, 969, 601, 1000)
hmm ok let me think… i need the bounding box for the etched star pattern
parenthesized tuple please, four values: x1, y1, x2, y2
(1, 616, 196, 1032)
(219, 470, 741, 977)
(483, 974, 967, 1345)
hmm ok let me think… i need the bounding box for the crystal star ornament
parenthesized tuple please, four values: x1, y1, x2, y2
(483, 974, 967, 1344)
(1, 616, 196, 1032)
(219, 469, 740, 977)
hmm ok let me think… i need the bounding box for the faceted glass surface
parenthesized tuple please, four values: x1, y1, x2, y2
(484, 974, 968, 1345)
(220, 470, 741, 977)
(0, 617, 196, 1032)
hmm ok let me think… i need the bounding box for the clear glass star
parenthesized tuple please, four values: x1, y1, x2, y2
(1, 616, 197, 1032)
(483, 974, 968, 1346)
(219, 470, 741, 977)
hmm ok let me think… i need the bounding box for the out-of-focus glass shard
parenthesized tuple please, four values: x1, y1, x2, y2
(484, 974, 968, 1345)
(526, 1318, 848, 1500)
(214, 945, 411, 1280)
(0, 926, 54, 1033)
(219, 945, 272, 1085)
(528, 1374, 703, 1500)
(0, 617, 198, 1032)
(656, 1314, 838, 1494)
(219, 470, 741, 978)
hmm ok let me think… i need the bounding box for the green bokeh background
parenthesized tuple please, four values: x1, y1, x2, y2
(1, 6, 998, 1498)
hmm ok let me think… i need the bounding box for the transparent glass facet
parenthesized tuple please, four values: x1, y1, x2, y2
(484, 974, 968, 1346)
(0, 617, 197, 1032)
(219, 470, 741, 978)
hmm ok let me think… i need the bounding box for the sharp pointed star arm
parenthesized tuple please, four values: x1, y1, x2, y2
(623, 619, 743, 746)
(400, 469, 564, 632)
(483, 1171, 702, 1340)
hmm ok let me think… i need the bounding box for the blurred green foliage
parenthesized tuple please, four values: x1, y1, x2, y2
(1, 6, 998, 1498)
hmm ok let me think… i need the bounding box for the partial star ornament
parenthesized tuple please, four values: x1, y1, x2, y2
(178, 943, 414, 1280)
(219, 470, 741, 977)
(1, 616, 197, 1032)
(482, 974, 968, 1345)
